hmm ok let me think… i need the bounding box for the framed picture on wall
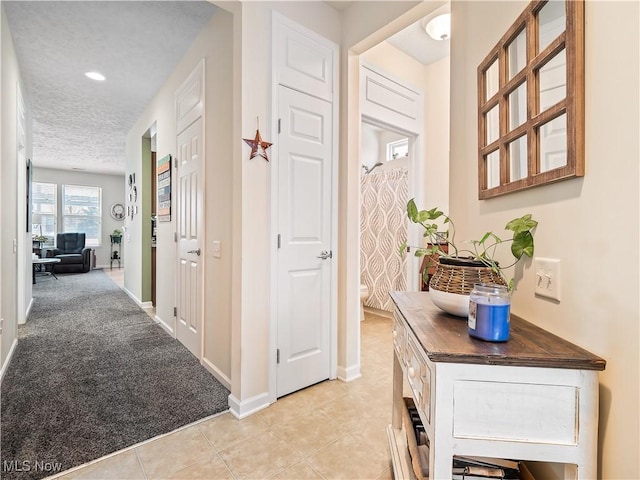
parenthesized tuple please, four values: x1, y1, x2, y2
(157, 154, 171, 222)
(26, 159, 32, 232)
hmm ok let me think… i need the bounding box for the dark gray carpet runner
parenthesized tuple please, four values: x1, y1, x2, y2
(1, 270, 229, 479)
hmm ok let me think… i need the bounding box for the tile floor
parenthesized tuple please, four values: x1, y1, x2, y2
(51, 275, 394, 480)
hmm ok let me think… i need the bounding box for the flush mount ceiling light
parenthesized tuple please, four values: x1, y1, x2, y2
(85, 71, 105, 81)
(425, 13, 451, 41)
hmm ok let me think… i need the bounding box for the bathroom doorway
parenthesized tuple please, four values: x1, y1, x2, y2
(360, 120, 414, 317)
(357, 12, 451, 324)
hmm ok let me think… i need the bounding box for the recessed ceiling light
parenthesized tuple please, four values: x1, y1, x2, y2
(85, 71, 105, 81)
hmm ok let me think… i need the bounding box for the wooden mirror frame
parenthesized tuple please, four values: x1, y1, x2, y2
(477, 0, 584, 199)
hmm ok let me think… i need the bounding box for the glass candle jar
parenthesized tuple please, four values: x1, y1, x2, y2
(468, 283, 511, 342)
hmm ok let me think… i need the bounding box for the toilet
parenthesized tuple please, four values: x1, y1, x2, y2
(359, 284, 369, 321)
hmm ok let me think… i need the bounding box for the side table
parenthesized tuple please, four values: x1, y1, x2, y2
(32, 258, 61, 284)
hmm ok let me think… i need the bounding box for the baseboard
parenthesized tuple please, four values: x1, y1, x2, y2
(228, 392, 270, 419)
(202, 358, 231, 390)
(0, 338, 19, 385)
(122, 288, 153, 311)
(154, 315, 174, 336)
(122, 287, 143, 307)
(364, 306, 392, 319)
(25, 297, 34, 320)
(337, 363, 361, 382)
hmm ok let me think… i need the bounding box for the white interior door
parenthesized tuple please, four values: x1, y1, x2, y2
(277, 85, 332, 397)
(176, 118, 203, 358)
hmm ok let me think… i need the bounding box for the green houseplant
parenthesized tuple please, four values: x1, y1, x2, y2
(110, 229, 123, 244)
(402, 198, 538, 294)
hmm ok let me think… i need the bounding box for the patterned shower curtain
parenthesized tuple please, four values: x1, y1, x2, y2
(360, 168, 409, 312)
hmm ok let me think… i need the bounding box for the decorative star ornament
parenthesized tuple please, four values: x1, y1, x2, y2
(243, 129, 273, 162)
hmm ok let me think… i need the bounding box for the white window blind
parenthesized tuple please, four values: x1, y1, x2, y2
(62, 185, 102, 247)
(32, 182, 57, 246)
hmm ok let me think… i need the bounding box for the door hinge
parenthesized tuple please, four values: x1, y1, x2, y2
(174, 232, 178, 242)
(277, 349, 280, 364)
(277, 233, 281, 249)
(173, 306, 177, 317)
(277, 118, 281, 134)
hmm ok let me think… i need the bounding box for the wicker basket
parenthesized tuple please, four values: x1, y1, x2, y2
(429, 258, 506, 295)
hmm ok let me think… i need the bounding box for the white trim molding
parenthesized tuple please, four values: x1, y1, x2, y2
(337, 364, 362, 383)
(154, 315, 174, 336)
(25, 297, 34, 320)
(202, 358, 231, 391)
(0, 339, 19, 385)
(228, 392, 270, 419)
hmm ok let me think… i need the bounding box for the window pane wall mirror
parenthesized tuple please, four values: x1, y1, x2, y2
(477, 0, 584, 199)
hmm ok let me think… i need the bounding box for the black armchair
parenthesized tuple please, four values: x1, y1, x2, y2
(46, 233, 92, 273)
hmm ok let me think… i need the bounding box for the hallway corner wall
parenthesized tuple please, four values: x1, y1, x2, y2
(0, 4, 29, 372)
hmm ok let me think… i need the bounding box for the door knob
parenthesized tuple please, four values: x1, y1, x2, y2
(187, 249, 201, 256)
(317, 250, 332, 260)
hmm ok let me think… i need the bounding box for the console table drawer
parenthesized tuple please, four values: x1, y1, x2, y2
(406, 333, 432, 424)
(453, 380, 578, 445)
(392, 311, 407, 365)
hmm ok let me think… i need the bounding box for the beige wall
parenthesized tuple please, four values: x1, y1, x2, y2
(0, 5, 23, 372)
(125, 9, 234, 385)
(450, 1, 639, 478)
(32, 167, 125, 268)
(423, 55, 450, 214)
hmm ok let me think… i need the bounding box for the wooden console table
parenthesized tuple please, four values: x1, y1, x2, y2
(388, 291, 606, 479)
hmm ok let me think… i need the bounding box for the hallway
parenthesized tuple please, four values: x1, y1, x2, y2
(52, 313, 394, 480)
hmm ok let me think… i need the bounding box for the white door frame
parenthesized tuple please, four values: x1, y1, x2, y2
(269, 12, 339, 404)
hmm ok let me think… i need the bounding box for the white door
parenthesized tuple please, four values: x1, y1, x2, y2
(176, 117, 203, 358)
(277, 85, 332, 397)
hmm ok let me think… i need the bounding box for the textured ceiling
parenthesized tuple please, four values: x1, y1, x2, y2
(4, 1, 217, 175)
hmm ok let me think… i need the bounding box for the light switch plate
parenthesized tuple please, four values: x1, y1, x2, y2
(534, 257, 561, 301)
(212, 241, 221, 258)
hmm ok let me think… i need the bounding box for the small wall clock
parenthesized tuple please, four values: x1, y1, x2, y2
(110, 203, 125, 220)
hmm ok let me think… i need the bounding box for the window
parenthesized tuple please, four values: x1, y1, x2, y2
(477, 0, 584, 199)
(32, 182, 57, 246)
(63, 185, 102, 247)
(387, 139, 409, 161)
